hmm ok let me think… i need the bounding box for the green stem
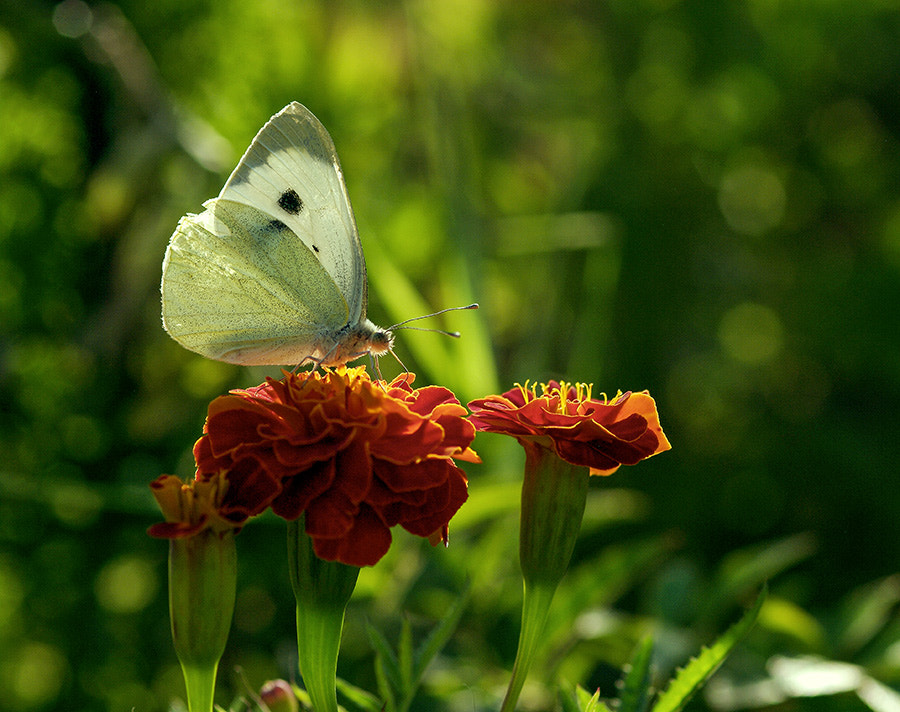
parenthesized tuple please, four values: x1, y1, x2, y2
(287, 517, 360, 712)
(500, 581, 556, 712)
(294, 604, 343, 712)
(181, 663, 217, 712)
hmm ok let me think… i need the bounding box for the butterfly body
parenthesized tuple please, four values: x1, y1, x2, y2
(161, 102, 391, 367)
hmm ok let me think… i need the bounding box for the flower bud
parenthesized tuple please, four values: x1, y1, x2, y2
(168, 529, 236, 712)
(518, 441, 589, 587)
(260, 679, 299, 712)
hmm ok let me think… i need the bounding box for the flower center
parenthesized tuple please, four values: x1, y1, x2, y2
(515, 380, 598, 411)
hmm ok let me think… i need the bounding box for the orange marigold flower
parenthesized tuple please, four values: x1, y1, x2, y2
(189, 366, 478, 567)
(467, 381, 670, 475)
(469, 381, 670, 712)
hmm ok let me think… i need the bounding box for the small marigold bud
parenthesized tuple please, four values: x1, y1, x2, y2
(259, 679, 299, 712)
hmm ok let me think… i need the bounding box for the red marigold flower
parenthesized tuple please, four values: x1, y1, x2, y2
(467, 381, 670, 475)
(468, 381, 670, 712)
(188, 366, 478, 567)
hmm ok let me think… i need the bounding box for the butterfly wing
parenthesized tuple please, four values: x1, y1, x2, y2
(161, 198, 350, 365)
(218, 102, 368, 326)
(161, 102, 375, 366)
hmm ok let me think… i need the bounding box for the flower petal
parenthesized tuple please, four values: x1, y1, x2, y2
(311, 504, 393, 567)
(468, 383, 670, 476)
(163, 367, 477, 565)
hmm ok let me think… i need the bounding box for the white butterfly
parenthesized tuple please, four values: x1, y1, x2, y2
(161, 102, 394, 367)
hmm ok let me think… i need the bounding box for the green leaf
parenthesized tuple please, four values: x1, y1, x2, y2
(576, 685, 594, 707)
(756, 596, 826, 650)
(399, 617, 414, 695)
(291, 684, 312, 710)
(549, 537, 671, 635)
(835, 575, 900, 656)
(372, 654, 396, 712)
(366, 622, 402, 700)
(412, 581, 472, 681)
(652, 586, 767, 712)
(335, 677, 383, 712)
(400, 583, 471, 712)
(559, 683, 581, 712)
(580, 686, 613, 712)
(619, 636, 654, 712)
(560, 684, 614, 712)
(366, 584, 471, 712)
(703, 536, 812, 625)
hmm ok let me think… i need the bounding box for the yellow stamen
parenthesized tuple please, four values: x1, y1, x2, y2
(514, 380, 610, 411)
(513, 381, 538, 402)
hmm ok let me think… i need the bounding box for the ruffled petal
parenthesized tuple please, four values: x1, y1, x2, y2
(155, 367, 477, 566)
(468, 383, 670, 475)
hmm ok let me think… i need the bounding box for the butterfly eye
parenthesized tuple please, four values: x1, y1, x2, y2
(277, 188, 304, 215)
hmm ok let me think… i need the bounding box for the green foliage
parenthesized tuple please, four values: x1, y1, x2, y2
(365, 582, 471, 712)
(558, 590, 765, 712)
(652, 587, 766, 712)
(560, 685, 612, 712)
(619, 637, 654, 712)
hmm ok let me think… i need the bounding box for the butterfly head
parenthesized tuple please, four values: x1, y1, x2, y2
(319, 319, 394, 366)
(368, 326, 395, 357)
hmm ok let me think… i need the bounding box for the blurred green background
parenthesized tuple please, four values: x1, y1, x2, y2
(2, 1, 900, 710)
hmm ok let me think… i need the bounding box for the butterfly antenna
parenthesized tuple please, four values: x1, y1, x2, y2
(373, 304, 476, 386)
(388, 303, 479, 334)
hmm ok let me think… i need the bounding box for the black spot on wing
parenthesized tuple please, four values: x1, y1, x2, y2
(277, 188, 303, 215)
(312, 244, 320, 253)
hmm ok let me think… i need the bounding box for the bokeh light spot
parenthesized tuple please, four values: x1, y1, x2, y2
(0, 557, 25, 631)
(718, 302, 784, 365)
(83, 169, 134, 233)
(52, 0, 94, 39)
(234, 585, 277, 634)
(4, 641, 68, 708)
(879, 200, 900, 273)
(811, 98, 882, 170)
(665, 353, 749, 455)
(61, 414, 109, 462)
(718, 165, 786, 236)
(94, 555, 158, 614)
(49, 481, 104, 528)
(180, 357, 237, 399)
(627, 62, 689, 130)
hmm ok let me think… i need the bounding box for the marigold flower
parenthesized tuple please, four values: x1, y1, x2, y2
(467, 381, 670, 474)
(468, 380, 670, 712)
(188, 366, 478, 567)
(148, 471, 240, 538)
